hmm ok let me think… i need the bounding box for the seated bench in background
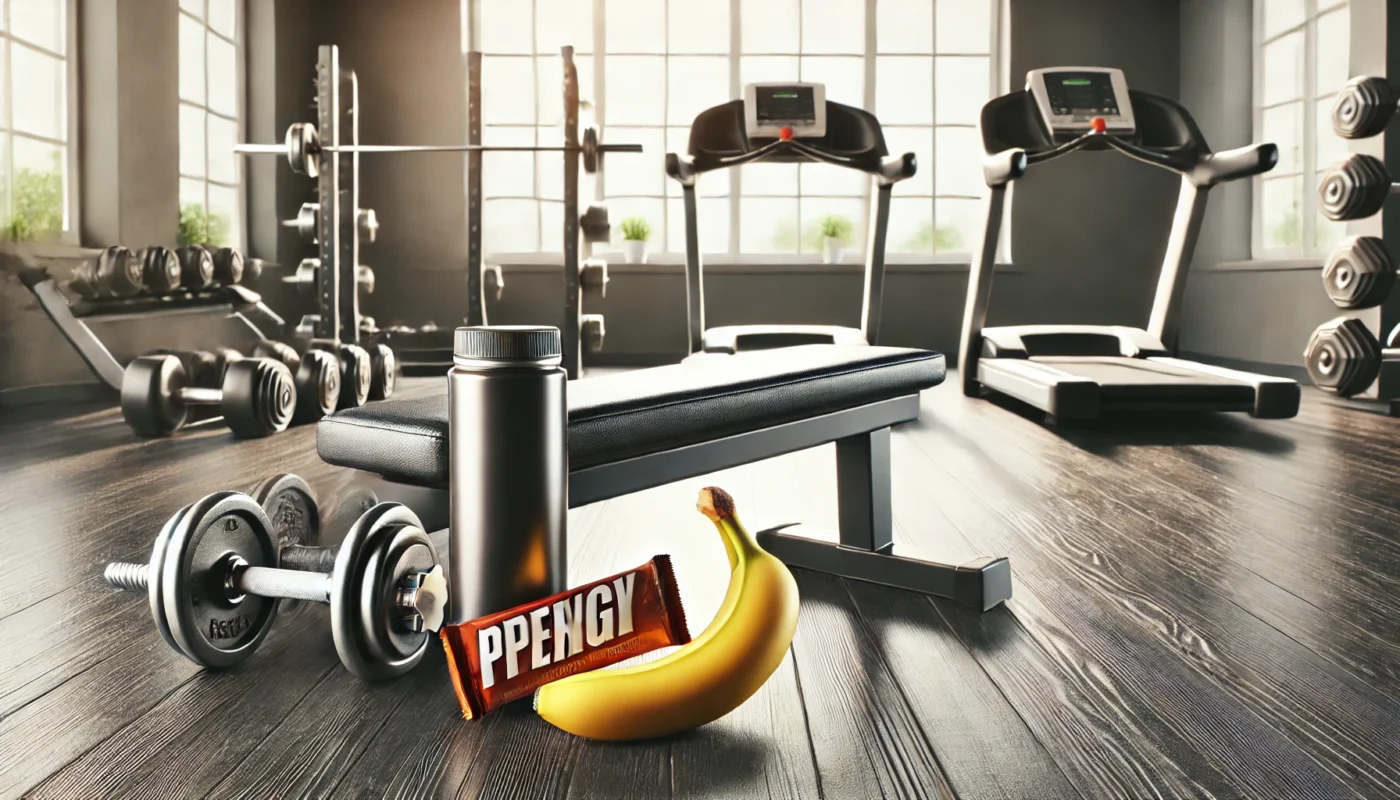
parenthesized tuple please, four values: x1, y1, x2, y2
(317, 345, 1011, 610)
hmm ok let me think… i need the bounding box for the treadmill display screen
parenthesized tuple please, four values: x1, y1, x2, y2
(1042, 71, 1120, 118)
(754, 85, 817, 125)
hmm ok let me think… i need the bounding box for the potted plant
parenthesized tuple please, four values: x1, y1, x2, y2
(817, 214, 853, 264)
(620, 216, 651, 264)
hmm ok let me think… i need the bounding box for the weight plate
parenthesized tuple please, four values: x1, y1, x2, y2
(1305, 316, 1382, 397)
(210, 248, 246, 287)
(149, 504, 195, 663)
(141, 247, 182, 293)
(121, 355, 191, 437)
(249, 473, 321, 549)
(368, 343, 396, 401)
(159, 492, 280, 669)
(176, 246, 214, 291)
(1333, 76, 1397, 140)
(294, 349, 340, 424)
(369, 537, 436, 660)
(581, 125, 599, 175)
(330, 503, 430, 680)
(1318, 154, 1393, 222)
(1323, 236, 1396, 309)
(338, 344, 372, 409)
(286, 122, 321, 178)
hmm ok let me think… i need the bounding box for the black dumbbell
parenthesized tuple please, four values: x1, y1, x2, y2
(121, 354, 296, 438)
(133, 246, 183, 294)
(1322, 236, 1397, 309)
(1333, 76, 1398, 140)
(102, 487, 445, 679)
(308, 339, 376, 408)
(70, 246, 142, 299)
(249, 339, 342, 423)
(175, 245, 215, 292)
(1318, 154, 1398, 221)
(204, 246, 262, 288)
(144, 347, 243, 389)
(1303, 316, 1400, 397)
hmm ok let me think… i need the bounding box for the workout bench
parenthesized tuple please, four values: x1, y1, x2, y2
(317, 345, 1012, 611)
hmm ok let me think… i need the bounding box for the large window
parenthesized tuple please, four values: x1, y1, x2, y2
(1, 0, 74, 242)
(472, 0, 998, 257)
(179, 0, 243, 248)
(1254, 0, 1350, 258)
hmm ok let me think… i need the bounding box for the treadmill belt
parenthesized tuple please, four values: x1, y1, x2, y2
(1032, 357, 1256, 405)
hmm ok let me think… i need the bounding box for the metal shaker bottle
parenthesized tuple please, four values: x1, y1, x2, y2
(448, 326, 567, 625)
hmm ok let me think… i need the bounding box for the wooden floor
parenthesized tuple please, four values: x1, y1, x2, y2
(4, 375, 1400, 799)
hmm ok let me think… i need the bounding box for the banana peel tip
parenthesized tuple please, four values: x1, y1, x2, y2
(697, 487, 736, 521)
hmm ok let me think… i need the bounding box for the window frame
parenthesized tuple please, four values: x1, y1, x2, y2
(468, 0, 1000, 260)
(1251, 0, 1349, 260)
(0, 0, 80, 244)
(178, 0, 246, 251)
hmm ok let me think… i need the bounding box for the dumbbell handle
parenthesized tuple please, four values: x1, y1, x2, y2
(279, 526, 450, 573)
(175, 387, 223, 405)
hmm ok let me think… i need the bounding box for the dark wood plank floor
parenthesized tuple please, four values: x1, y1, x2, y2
(4, 374, 1400, 799)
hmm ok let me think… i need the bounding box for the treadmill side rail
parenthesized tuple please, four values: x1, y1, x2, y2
(1149, 357, 1301, 418)
(977, 359, 1101, 419)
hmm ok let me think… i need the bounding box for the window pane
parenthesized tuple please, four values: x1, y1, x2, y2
(11, 44, 64, 139)
(180, 177, 206, 210)
(936, 57, 990, 125)
(180, 0, 204, 18)
(1315, 97, 1350, 168)
(207, 0, 237, 39)
(207, 34, 238, 117)
(882, 126, 933, 195)
(604, 197, 665, 248)
(799, 196, 863, 253)
(740, 163, 798, 196)
(802, 0, 864, 54)
(180, 13, 207, 104)
(889, 196, 934, 254)
(208, 182, 240, 247)
(539, 200, 563, 252)
(0, 51, 7, 127)
(0, 134, 8, 216)
(538, 54, 594, 127)
(10, 0, 65, 54)
(608, 0, 665, 53)
(1262, 0, 1306, 40)
(207, 113, 238, 184)
(800, 162, 867, 196)
(1260, 175, 1303, 251)
(937, 0, 993, 54)
(670, 0, 728, 54)
(669, 56, 729, 126)
(479, 0, 533, 54)
(934, 197, 981, 253)
(180, 105, 207, 177)
(12, 136, 65, 231)
(484, 198, 541, 252)
(606, 56, 666, 124)
(1261, 32, 1304, 106)
(1314, 177, 1346, 254)
(935, 126, 983, 196)
(667, 197, 729, 253)
(740, 55, 800, 86)
(740, 197, 799, 253)
(800, 56, 863, 107)
(482, 126, 536, 198)
(1315, 6, 1350, 97)
(876, 57, 932, 124)
(741, 0, 799, 53)
(537, 0, 593, 55)
(604, 126, 667, 197)
(665, 127, 729, 197)
(482, 57, 536, 124)
(1261, 101, 1303, 174)
(877, 0, 932, 53)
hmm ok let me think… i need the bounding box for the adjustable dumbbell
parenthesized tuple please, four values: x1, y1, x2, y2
(248, 339, 343, 423)
(1303, 316, 1400, 397)
(1318, 154, 1400, 221)
(175, 245, 215, 292)
(69, 246, 142, 299)
(121, 354, 296, 438)
(133, 246, 183, 294)
(102, 489, 445, 680)
(1322, 236, 1397, 309)
(1333, 76, 1399, 140)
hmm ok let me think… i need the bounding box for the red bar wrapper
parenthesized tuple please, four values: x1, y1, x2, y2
(440, 555, 691, 720)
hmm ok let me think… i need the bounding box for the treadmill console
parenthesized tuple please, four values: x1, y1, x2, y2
(1026, 67, 1135, 135)
(744, 83, 827, 139)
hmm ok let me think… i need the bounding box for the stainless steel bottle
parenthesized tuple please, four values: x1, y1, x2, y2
(448, 326, 567, 625)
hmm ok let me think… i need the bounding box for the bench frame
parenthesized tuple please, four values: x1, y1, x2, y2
(365, 394, 1010, 611)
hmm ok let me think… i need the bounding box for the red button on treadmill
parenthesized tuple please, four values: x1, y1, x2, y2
(1090, 117, 1107, 134)
(779, 126, 794, 141)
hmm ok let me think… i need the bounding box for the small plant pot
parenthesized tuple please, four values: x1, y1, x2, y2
(623, 239, 647, 264)
(822, 236, 844, 265)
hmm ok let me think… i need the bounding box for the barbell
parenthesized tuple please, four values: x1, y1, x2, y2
(237, 122, 641, 178)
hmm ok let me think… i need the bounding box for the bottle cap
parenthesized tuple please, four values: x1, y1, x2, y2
(453, 326, 562, 368)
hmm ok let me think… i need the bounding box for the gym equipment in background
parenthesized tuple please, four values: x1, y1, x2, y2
(103, 483, 447, 681)
(121, 354, 296, 438)
(666, 83, 916, 360)
(1303, 316, 1400, 398)
(960, 66, 1300, 421)
(1332, 75, 1398, 140)
(235, 45, 639, 379)
(1318, 153, 1399, 221)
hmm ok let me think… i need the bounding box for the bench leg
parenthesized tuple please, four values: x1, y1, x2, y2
(756, 429, 1013, 611)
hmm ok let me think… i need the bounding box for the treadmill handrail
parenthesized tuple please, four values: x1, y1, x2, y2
(986, 133, 1277, 188)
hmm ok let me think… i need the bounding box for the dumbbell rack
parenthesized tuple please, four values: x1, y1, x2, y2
(18, 264, 285, 392)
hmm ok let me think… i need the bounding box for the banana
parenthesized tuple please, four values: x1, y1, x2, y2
(533, 486, 800, 741)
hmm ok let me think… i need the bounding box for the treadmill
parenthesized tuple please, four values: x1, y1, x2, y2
(959, 67, 1301, 420)
(666, 83, 916, 360)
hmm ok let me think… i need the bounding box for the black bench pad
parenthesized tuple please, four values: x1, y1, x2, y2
(317, 345, 945, 488)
